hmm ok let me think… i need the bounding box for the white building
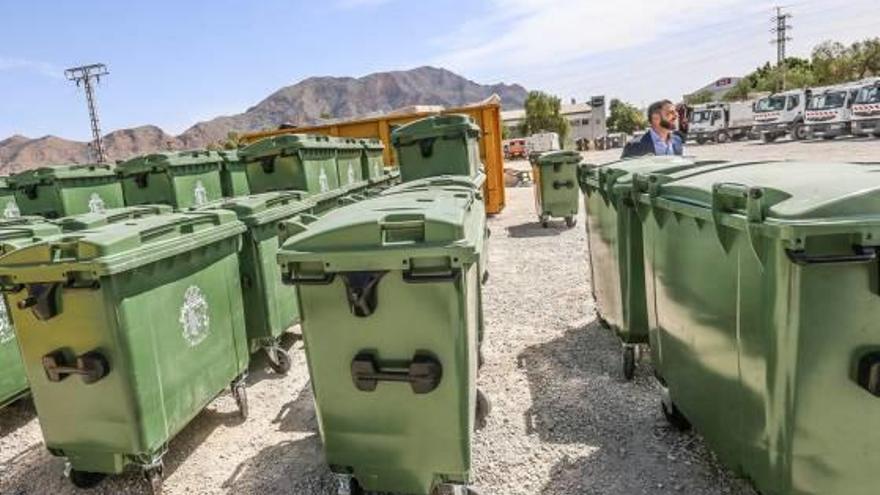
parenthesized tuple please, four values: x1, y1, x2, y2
(502, 96, 607, 147)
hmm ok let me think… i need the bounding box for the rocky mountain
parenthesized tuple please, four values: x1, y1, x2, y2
(1, 67, 527, 171)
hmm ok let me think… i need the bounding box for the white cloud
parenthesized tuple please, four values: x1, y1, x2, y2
(0, 57, 62, 79)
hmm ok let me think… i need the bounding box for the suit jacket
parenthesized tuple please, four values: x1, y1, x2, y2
(621, 130, 683, 159)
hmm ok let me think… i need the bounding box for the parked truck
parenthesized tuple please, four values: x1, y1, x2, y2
(851, 77, 880, 138)
(689, 101, 754, 144)
(804, 81, 863, 139)
(752, 88, 808, 142)
(503, 138, 528, 160)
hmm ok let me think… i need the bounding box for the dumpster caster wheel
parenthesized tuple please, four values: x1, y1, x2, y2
(475, 388, 491, 430)
(661, 396, 691, 432)
(144, 465, 164, 495)
(267, 347, 291, 375)
(564, 216, 576, 228)
(622, 345, 637, 381)
(232, 382, 249, 420)
(69, 469, 106, 489)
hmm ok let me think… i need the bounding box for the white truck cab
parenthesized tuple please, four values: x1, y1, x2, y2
(851, 78, 880, 138)
(804, 82, 862, 139)
(689, 101, 753, 144)
(753, 89, 807, 142)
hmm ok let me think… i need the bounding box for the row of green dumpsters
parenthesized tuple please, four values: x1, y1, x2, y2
(0, 134, 392, 218)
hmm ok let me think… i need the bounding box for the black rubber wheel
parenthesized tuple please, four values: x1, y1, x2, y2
(761, 133, 777, 143)
(145, 466, 164, 495)
(661, 398, 691, 431)
(475, 389, 491, 430)
(541, 220, 549, 228)
(792, 123, 807, 140)
(477, 346, 485, 370)
(564, 216, 576, 228)
(622, 346, 636, 381)
(822, 135, 836, 140)
(232, 383, 249, 420)
(267, 347, 292, 375)
(695, 138, 706, 145)
(716, 131, 729, 144)
(481, 270, 490, 285)
(69, 469, 107, 489)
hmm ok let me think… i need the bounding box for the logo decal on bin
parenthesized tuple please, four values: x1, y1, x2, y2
(0, 301, 14, 344)
(180, 285, 210, 346)
(88, 192, 106, 214)
(3, 200, 20, 219)
(347, 163, 356, 184)
(319, 168, 329, 193)
(194, 180, 208, 206)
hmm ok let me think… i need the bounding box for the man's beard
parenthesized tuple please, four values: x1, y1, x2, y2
(659, 118, 676, 131)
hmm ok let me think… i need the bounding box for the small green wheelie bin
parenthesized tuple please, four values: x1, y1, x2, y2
(278, 187, 489, 495)
(638, 160, 880, 495)
(117, 150, 225, 209)
(579, 155, 710, 379)
(391, 114, 481, 182)
(532, 151, 582, 228)
(199, 191, 313, 373)
(11, 164, 125, 218)
(0, 177, 22, 219)
(219, 149, 250, 197)
(0, 217, 62, 408)
(238, 134, 340, 196)
(0, 210, 250, 494)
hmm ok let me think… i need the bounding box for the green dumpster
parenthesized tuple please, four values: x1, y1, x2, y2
(0, 210, 249, 493)
(238, 134, 340, 196)
(638, 160, 880, 495)
(219, 149, 250, 197)
(278, 186, 489, 495)
(0, 218, 62, 408)
(579, 156, 711, 379)
(117, 150, 225, 209)
(334, 137, 366, 191)
(199, 191, 313, 373)
(11, 164, 125, 218)
(391, 114, 481, 182)
(0, 177, 21, 219)
(359, 138, 386, 184)
(532, 151, 581, 228)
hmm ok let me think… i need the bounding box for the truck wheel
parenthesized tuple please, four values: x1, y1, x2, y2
(69, 470, 106, 489)
(475, 389, 491, 430)
(267, 347, 292, 375)
(622, 345, 636, 381)
(661, 397, 691, 431)
(695, 137, 706, 145)
(564, 216, 576, 228)
(792, 123, 807, 140)
(716, 131, 729, 144)
(144, 465, 164, 495)
(761, 133, 777, 143)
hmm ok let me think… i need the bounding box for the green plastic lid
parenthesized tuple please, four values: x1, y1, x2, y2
(391, 114, 480, 146)
(536, 150, 583, 166)
(201, 191, 312, 226)
(117, 150, 224, 176)
(359, 138, 385, 151)
(239, 134, 335, 161)
(11, 164, 116, 186)
(52, 205, 173, 232)
(218, 149, 239, 162)
(0, 220, 62, 255)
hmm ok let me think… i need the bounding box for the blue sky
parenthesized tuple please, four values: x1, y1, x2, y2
(2, 0, 879, 141)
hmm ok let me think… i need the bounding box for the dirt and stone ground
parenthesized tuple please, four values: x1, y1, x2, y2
(1, 137, 877, 494)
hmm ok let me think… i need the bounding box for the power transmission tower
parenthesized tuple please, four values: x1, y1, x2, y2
(770, 6, 793, 91)
(65, 63, 109, 163)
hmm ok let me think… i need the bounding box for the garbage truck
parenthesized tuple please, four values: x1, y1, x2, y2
(689, 101, 754, 144)
(851, 77, 880, 137)
(752, 88, 808, 142)
(804, 81, 863, 139)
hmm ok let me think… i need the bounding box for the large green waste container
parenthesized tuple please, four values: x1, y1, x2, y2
(11, 164, 125, 218)
(0, 218, 62, 408)
(579, 156, 712, 379)
(359, 138, 386, 184)
(200, 191, 313, 373)
(0, 210, 249, 493)
(219, 149, 250, 197)
(278, 187, 489, 495)
(117, 150, 225, 209)
(238, 134, 340, 195)
(0, 177, 21, 219)
(638, 160, 880, 495)
(334, 137, 366, 191)
(391, 114, 481, 182)
(532, 150, 582, 228)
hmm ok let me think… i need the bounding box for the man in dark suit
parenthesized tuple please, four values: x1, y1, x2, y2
(621, 99, 684, 158)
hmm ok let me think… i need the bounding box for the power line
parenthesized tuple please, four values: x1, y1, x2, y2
(64, 63, 109, 163)
(771, 6, 793, 90)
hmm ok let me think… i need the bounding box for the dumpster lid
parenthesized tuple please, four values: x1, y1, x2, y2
(218, 149, 239, 163)
(359, 138, 385, 151)
(391, 114, 480, 145)
(537, 150, 583, 166)
(52, 205, 173, 232)
(238, 134, 335, 161)
(380, 172, 486, 196)
(0, 220, 62, 255)
(0, 210, 246, 280)
(11, 164, 116, 186)
(279, 188, 483, 271)
(333, 137, 363, 151)
(201, 191, 312, 226)
(649, 161, 880, 220)
(117, 150, 224, 175)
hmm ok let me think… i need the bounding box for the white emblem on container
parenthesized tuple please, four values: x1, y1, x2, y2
(374, 162, 381, 179)
(179, 285, 210, 347)
(88, 192, 106, 214)
(0, 301, 14, 344)
(347, 163, 356, 184)
(194, 180, 208, 206)
(3, 200, 20, 219)
(319, 168, 329, 193)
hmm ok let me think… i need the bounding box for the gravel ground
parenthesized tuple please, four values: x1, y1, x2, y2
(7, 137, 875, 494)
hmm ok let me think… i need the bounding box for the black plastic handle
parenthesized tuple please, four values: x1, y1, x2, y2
(42, 350, 109, 384)
(553, 180, 575, 190)
(402, 268, 461, 284)
(351, 352, 442, 394)
(281, 272, 336, 286)
(785, 246, 878, 266)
